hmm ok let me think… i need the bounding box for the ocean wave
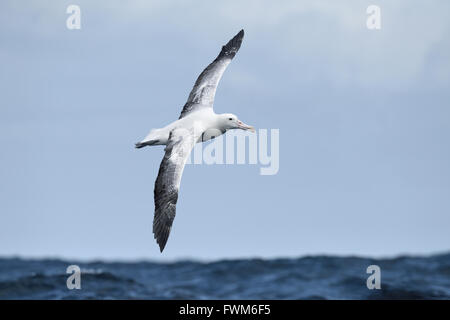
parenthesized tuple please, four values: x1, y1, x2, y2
(0, 254, 449, 299)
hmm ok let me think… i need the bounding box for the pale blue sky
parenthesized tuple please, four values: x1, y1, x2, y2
(1, 1, 449, 261)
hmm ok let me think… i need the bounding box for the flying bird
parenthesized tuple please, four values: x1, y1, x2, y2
(135, 29, 254, 252)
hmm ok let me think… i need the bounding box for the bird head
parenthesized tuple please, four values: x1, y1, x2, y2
(219, 113, 255, 132)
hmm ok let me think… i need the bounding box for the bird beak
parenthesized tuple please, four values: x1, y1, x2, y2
(237, 121, 255, 132)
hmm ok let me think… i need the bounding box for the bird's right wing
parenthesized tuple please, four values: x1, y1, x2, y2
(153, 126, 202, 252)
(178, 29, 244, 119)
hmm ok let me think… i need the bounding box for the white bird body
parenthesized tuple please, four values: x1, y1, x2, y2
(136, 30, 253, 252)
(140, 108, 224, 146)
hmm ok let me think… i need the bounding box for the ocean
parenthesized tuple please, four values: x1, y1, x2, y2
(0, 253, 449, 299)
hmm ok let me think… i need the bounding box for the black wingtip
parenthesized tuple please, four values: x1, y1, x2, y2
(154, 233, 167, 253)
(153, 223, 169, 253)
(219, 29, 245, 59)
(233, 29, 244, 43)
(157, 237, 168, 253)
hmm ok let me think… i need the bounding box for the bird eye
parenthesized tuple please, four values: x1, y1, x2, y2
(229, 118, 233, 121)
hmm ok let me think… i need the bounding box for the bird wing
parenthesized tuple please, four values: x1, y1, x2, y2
(153, 126, 202, 252)
(179, 29, 244, 119)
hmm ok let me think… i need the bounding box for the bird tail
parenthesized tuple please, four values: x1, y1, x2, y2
(135, 140, 159, 149)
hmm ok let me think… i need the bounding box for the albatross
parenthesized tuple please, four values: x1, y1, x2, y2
(135, 29, 254, 252)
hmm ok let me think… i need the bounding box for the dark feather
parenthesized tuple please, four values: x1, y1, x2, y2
(179, 29, 244, 119)
(152, 128, 200, 252)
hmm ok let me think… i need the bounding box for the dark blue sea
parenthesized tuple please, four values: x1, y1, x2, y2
(1, 253, 449, 299)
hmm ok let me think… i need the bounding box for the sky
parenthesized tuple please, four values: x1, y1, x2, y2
(0, 0, 449, 261)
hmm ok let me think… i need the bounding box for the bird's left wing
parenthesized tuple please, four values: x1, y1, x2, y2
(153, 126, 202, 252)
(179, 29, 244, 119)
